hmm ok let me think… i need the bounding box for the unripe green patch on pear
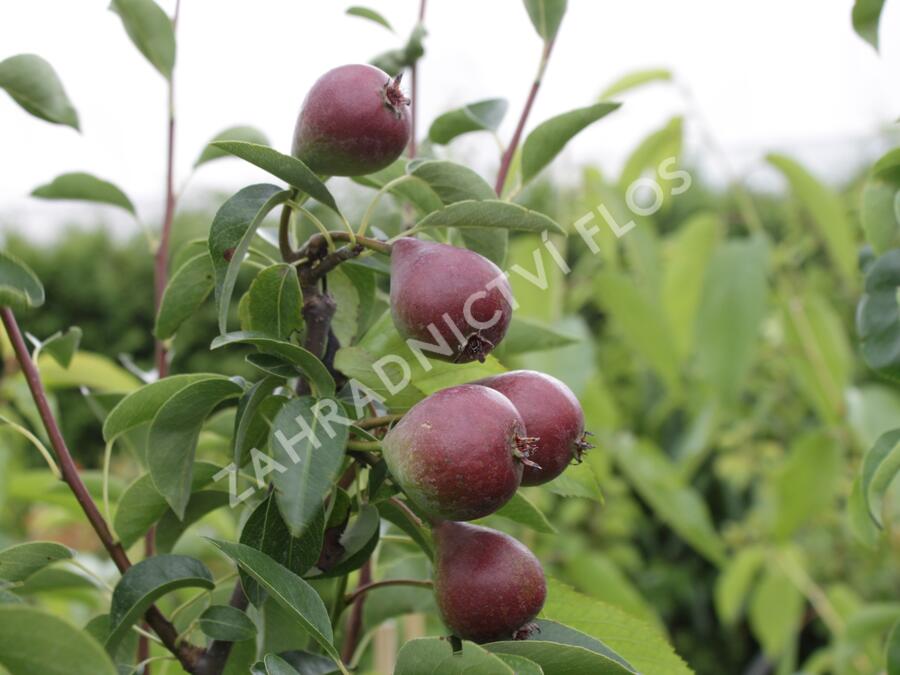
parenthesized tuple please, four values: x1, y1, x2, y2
(390, 237, 513, 363)
(478, 370, 591, 486)
(432, 520, 547, 643)
(292, 64, 410, 177)
(382, 384, 532, 521)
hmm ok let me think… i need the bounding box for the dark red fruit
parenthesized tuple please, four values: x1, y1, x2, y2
(478, 370, 590, 486)
(432, 520, 546, 643)
(390, 238, 513, 363)
(382, 384, 532, 521)
(291, 64, 410, 176)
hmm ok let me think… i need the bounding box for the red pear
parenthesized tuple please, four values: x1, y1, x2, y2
(432, 520, 546, 643)
(382, 384, 531, 521)
(390, 237, 513, 363)
(478, 370, 590, 485)
(291, 64, 410, 176)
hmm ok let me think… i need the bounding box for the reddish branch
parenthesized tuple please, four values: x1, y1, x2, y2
(341, 559, 373, 664)
(408, 0, 427, 158)
(0, 308, 204, 672)
(144, 4, 183, 667)
(494, 38, 556, 195)
(344, 578, 433, 606)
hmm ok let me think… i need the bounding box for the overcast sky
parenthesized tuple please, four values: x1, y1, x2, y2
(1, 0, 898, 239)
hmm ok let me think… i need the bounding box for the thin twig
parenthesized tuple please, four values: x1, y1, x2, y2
(344, 578, 432, 606)
(0, 308, 204, 673)
(494, 38, 556, 196)
(356, 414, 404, 430)
(341, 560, 373, 664)
(408, 0, 427, 158)
(144, 5, 183, 667)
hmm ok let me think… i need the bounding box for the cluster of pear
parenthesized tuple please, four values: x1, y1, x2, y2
(292, 64, 590, 643)
(387, 238, 589, 643)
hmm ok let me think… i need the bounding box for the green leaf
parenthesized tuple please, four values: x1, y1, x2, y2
(522, 103, 620, 184)
(109, 0, 176, 79)
(147, 377, 242, 517)
(346, 6, 394, 31)
(619, 117, 682, 192)
(105, 448, 189, 528)
(377, 500, 433, 559)
(861, 176, 900, 254)
(0, 54, 79, 130)
(860, 428, 900, 528)
(849, 474, 881, 548)
(852, 0, 886, 50)
(31, 173, 135, 215)
(779, 290, 852, 423)
(38, 351, 139, 392)
(887, 619, 900, 675)
(198, 605, 258, 642)
(269, 397, 349, 537)
(233, 377, 284, 467)
(874, 147, 900, 181)
(40, 326, 82, 368)
(0, 250, 45, 310)
(0, 606, 117, 675)
(263, 653, 300, 675)
(661, 212, 722, 360)
(210, 142, 339, 213)
(748, 561, 804, 658)
(408, 160, 506, 264)
(695, 236, 769, 402)
(771, 431, 842, 539)
(207, 540, 343, 670)
(195, 126, 271, 168)
(594, 271, 680, 392)
(488, 492, 557, 534)
(103, 373, 228, 442)
(416, 199, 565, 235)
(600, 68, 672, 100)
(107, 554, 214, 652)
(545, 461, 604, 503)
(395, 637, 516, 674)
(155, 253, 215, 339)
(315, 503, 380, 577)
(155, 490, 230, 553)
(239, 492, 325, 606)
(494, 654, 544, 675)
(714, 546, 765, 625)
(208, 184, 291, 334)
(428, 99, 509, 144)
(370, 23, 426, 73)
(329, 267, 364, 346)
(541, 579, 692, 675)
(83, 614, 139, 666)
(0, 541, 72, 583)
(858, 250, 900, 379)
(352, 159, 443, 214)
(408, 160, 495, 202)
(767, 153, 857, 287)
(246, 264, 304, 340)
(522, 0, 568, 41)
(614, 438, 725, 565)
(494, 315, 578, 359)
(211, 332, 335, 397)
(487, 638, 633, 674)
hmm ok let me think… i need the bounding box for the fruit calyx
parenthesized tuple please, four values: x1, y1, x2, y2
(382, 73, 410, 119)
(457, 332, 494, 364)
(573, 430, 595, 463)
(512, 622, 541, 641)
(512, 435, 541, 469)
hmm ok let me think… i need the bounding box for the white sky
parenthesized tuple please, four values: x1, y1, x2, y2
(1, 0, 899, 238)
